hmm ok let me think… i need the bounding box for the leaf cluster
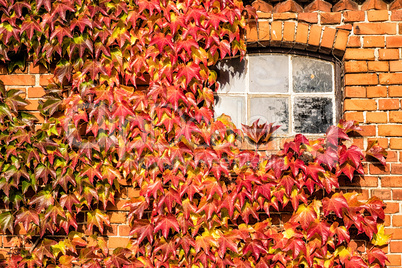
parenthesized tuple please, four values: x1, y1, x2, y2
(0, 0, 390, 267)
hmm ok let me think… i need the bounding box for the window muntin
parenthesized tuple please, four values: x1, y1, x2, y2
(214, 54, 336, 135)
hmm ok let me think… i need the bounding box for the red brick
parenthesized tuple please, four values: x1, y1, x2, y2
(367, 10, 389, 22)
(30, 112, 45, 123)
(308, 24, 322, 48)
(119, 225, 131, 236)
(351, 137, 364, 149)
(387, 253, 402, 265)
(379, 99, 399, 110)
(295, 23, 309, 45)
(344, 49, 375, 60)
(27, 87, 45, 98)
(108, 237, 129, 248)
(370, 137, 388, 148)
(391, 10, 402, 21)
(385, 202, 399, 213)
(346, 36, 361, 47)
(389, 86, 402, 97)
(363, 36, 385, 47)
(253, 0, 273, 12)
(320, 27, 337, 50)
(344, 111, 364, 122)
(378, 49, 399, 60)
(354, 23, 397, 35)
(320, 12, 341, 24)
(387, 150, 398, 162)
(258, 20, 270, 41)
(380, 73, 402, 84)
(367, 61, 389, 72)
(24, 100, 39, 111)
(345, 86, 366, 97)
(357, 125, 376, 136)
(366, 86, 387, 97)
(333, 29, 349, 52)
(344, 73, 378, 85)
(273, 13, 297, 20)
(390, 61, 402, 72)
(246, 21, 258, 42)
(256, 12, 271, 19)
(392, 163, 402, 174)
(382, 176, 402, 187)
(39, 74, 54, 86)
(370, 163, 390, 174)
(366, 112, 387, 123)
(390, 138, 402, 149)
(345, 62, 367, 73)
(390, 111, 402, 123)
(344, 99, 377, 110)
(393, 189, 402, 200)
(0, 75, 35, 86)
(344, 11, 365, 22)
(379, 125, 402, 136)
(29, 63, 48, 74)
(387, 36, 402, 48)
(270, 21, 282, 43)
(298, 12, 318, 23)
(107, 212, 126, 223)
(390, 241, 402, 253)
(282, 21, 296, 43)
(372, 189, 391, 200)
(385, 228, 402, 240)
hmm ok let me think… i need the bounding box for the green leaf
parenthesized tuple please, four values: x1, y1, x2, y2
(0, 211, 14, 233)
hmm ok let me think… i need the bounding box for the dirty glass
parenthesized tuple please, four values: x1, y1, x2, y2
(292, 57, 333, 93)
(293, 97, 333, 133)
(215, 58, 247, 93)
(214, 96, 246, 127)
(249, 97, 289, 133)
(249, 54, 289, 93)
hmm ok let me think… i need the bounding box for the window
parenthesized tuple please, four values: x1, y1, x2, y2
(214, 53, 339, 135)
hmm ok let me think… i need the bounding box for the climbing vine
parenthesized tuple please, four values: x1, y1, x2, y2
(0, 0, 391, 267)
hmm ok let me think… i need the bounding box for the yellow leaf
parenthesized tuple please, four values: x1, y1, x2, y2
(372, 224, 391, 246)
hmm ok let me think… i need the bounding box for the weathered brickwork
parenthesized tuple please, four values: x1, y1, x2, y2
(246, 0, 402, 265)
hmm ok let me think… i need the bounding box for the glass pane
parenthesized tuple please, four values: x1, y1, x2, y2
(214, 95, 246, 127)
(293, 97, 333, 133)
(292, 56, 333, 93)
(249, 97, 289, 134)
(216, 58, 247, 93)
(249, 55, 289, 93)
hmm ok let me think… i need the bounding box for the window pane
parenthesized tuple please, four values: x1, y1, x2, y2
(292, 57, 333, 93)
(215, 58, 247, 93)
(249, 97, 289, 133)
(214, 96, 246, 127)
(293, 97, 333, 133)
(249, 55, 289, 93)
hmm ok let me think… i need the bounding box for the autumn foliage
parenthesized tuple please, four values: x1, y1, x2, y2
(0, 0, 391, 267)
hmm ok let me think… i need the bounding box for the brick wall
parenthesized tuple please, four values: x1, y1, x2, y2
(247, 0, 402, 265)
(2, 0, 402, 264)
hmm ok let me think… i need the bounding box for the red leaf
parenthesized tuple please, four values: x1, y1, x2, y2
(130, 219, 154, 244)
(154, 215, 180, 239)
(15, 209, 39, 231)
(366, 140, 387, 166)
(149, 33, 174, 54)
(367, 247, 388, 267)
(243, 239, 267, 260)
(50, 26, 73, 44)
(322, 192, 349, 218)
(87, 209, 110, 234)
(176, 63, 201, 87)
